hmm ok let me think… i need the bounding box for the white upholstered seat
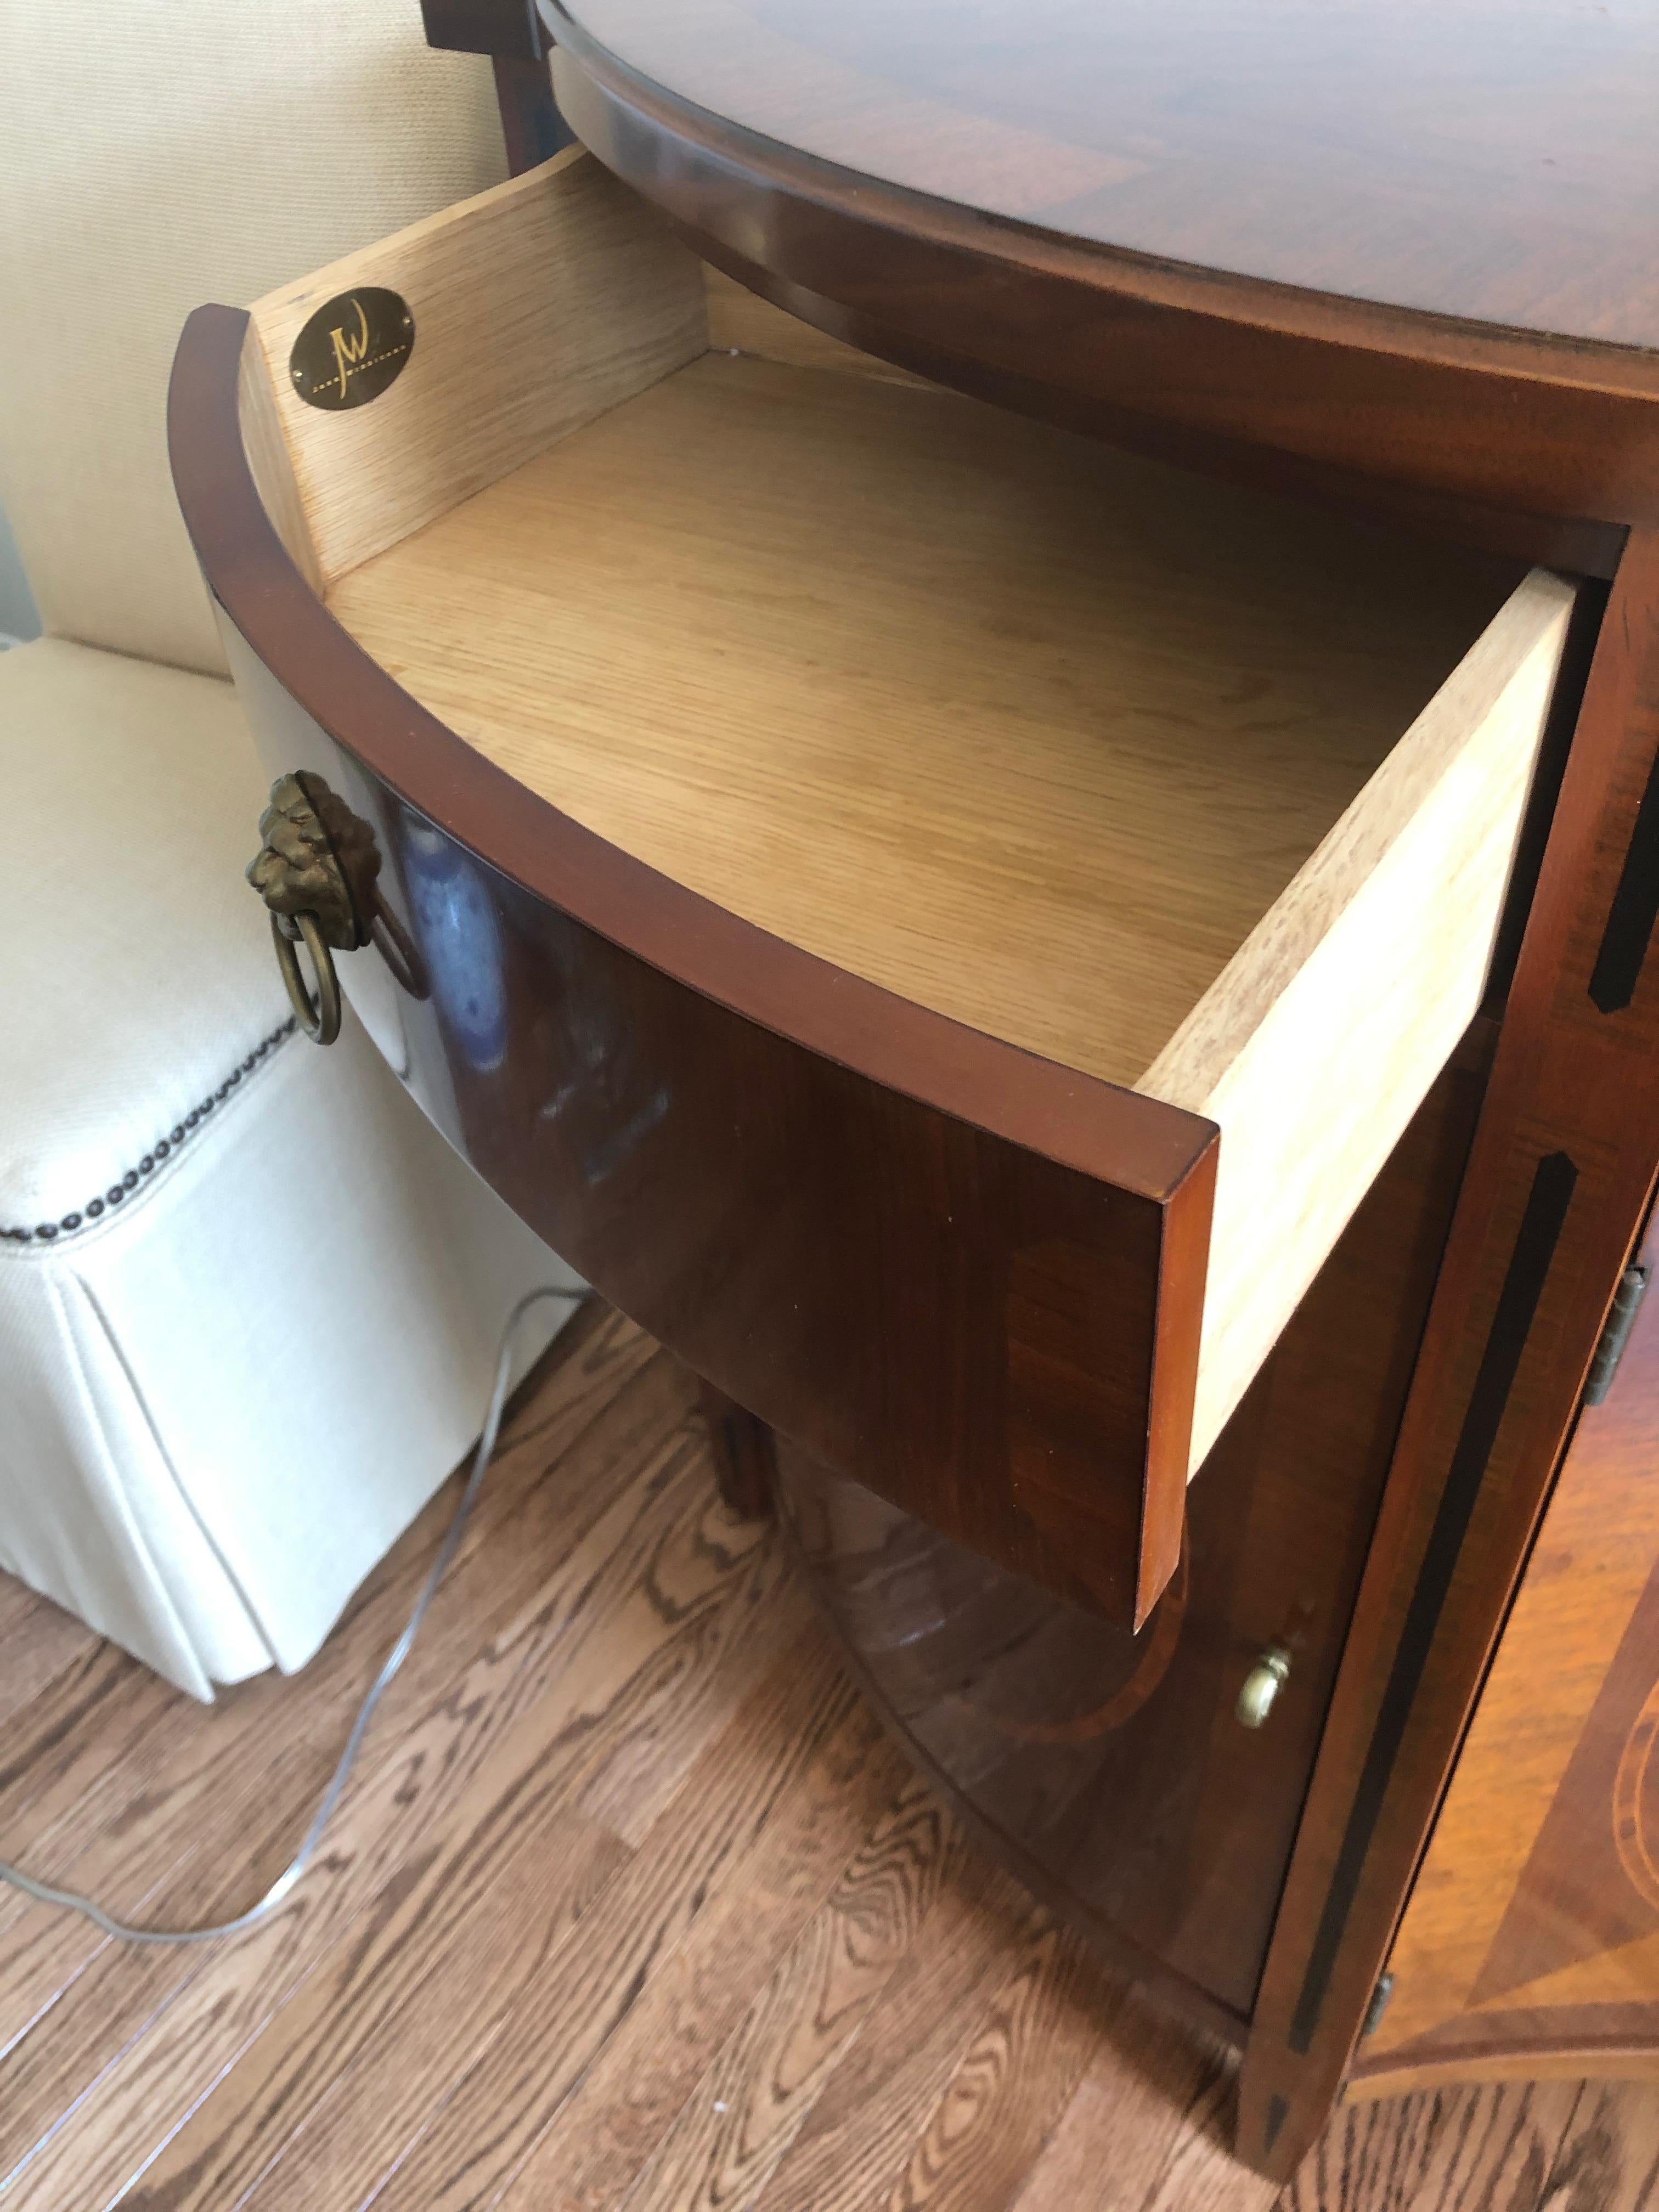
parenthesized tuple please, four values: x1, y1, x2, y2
(0, 6, 582, 1696)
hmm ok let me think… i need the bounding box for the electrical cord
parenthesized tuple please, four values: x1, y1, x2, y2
(0, 1283, 587, 1945)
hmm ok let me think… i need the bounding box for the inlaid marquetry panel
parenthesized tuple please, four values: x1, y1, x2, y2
(1351, 1209, 1659, 2090)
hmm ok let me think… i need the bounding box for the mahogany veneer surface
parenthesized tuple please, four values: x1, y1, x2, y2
(553, 0, 1659, 352)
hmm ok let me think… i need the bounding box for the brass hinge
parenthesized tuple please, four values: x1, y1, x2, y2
(1584, 1264, 1651, 1408)
(1361, 1971, 1395, 2039)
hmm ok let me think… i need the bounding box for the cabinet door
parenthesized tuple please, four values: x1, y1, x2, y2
(776, 1039, 1487, 2026)
(1351, 1209, 1659, 2094)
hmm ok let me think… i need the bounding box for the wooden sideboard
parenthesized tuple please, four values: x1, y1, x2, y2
(171, 0, 1659, 2178)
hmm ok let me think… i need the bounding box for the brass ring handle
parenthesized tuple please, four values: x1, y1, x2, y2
(370, 904, 430, 1001)
(272, 911, 342, 1046)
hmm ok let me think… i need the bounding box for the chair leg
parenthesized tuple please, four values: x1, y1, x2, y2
(697, 1380, 776, 1520)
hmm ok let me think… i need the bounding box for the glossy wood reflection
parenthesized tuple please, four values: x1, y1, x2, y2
(546, 1, 1659, 552)
(777, 1032, 1489, 2025)
(555, 0, 1659, 353)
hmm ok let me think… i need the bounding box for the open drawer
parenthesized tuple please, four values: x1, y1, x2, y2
(170, 148, 1577, 1627)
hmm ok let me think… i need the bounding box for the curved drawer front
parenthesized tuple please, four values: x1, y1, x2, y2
(173, 149, 1578, 1627)
(210, 623, 1209, 1627)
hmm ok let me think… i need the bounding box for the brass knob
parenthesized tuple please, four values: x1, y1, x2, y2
(1237, 1644, 1291, 1730)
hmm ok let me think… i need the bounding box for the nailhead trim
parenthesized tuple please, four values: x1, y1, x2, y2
(2, 1017, 298, 1248)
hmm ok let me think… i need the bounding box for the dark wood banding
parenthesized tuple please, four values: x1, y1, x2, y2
(1284, 1147, 1579, 2059)
(1239, 529, 1659, 2178)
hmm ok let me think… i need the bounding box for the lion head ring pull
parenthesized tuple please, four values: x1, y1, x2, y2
(246, 772, 425, 1044)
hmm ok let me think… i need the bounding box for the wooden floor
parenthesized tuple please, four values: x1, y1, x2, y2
(3, 1300, 1656, 2211)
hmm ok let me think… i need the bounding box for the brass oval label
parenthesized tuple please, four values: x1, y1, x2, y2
(288, 287, 414, 411)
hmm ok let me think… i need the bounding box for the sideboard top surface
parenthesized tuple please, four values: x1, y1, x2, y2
(551, 0, 1659, 356)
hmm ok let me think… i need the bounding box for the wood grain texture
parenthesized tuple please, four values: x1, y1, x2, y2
(1352, 1214, 1659, 2084)
(236, 322, 322, 593)
(0, 1575, 97, 1738)
(556, 0, 1659, 355)
(1538, 2080, 1659, 2212)
(365, 1645, 882, 2211)
(328, 347, 1523, 1101)
(1159, 572, 1571, 1469)
(779, 1036, 1492, 2028)
(117, 1457, 788, 2212)
(246, 147, 707, 583)
(2, 1314, 746, 2208)
(0, 1308, 659, 2075)
(593, 1775, 959, 2212)
(753, 1853, 1056, 2211)
(703, 263, 930, 387)
(0, 1310, 661, 2120)
(874, 1917, 1113, 2211)
(182, 295, 1221, 1635)
(325, 315, 1561, 1476)
(472, 1689, 911, 2210)
(1281, 2079, 1584, 2212)
(1010, 2011, 1260, 2212)
(5, 1303, 1658, 2212)
(1239, 532, 1659, 2178)
(546, 1, 1659, 545)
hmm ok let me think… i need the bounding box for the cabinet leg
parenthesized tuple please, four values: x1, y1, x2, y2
(697, 1380, 776, 1520)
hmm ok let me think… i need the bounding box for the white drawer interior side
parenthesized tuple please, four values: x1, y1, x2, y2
(1145, 568, 1577, 1478)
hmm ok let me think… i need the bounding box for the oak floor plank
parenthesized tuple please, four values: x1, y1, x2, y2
(1011, 2006, 1265, 2212)
(753, 1849, 1051, 2212)
(0, 1300, 636, 1887)
(570, 1480, 803, 1852)
(0, 1325, 683, 2171)
(214, 1811, 631, 2212)
(368, 1621, 865, 2212)
(0, 1305, 660, 2052)
(228, 1506, 802, 2212)
(0, 1723, 328, 2076)
(4, 1418, 727, 2207)
(1279, 2078, 1584, 2212)
(597, 1774, 960, 2212)
(1538, 2081, 1659, 2211)
(481, 1690, 909, 2212)
(8, 1305, 1658, 2212)
(879, 1917, 1115, 2212)
(0, 1575, 98, 1737)
(0, 1649, 192, 2005)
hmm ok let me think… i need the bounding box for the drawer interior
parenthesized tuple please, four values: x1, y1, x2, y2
(241, 149, 1576, 1483)
(325, 351, 1505, 1090)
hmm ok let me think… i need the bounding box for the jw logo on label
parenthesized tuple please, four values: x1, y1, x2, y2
(328, 296, 372, 400)
(289, 287, 415, 413)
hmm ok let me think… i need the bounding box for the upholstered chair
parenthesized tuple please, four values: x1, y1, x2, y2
(0, 1, 582, 1699)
